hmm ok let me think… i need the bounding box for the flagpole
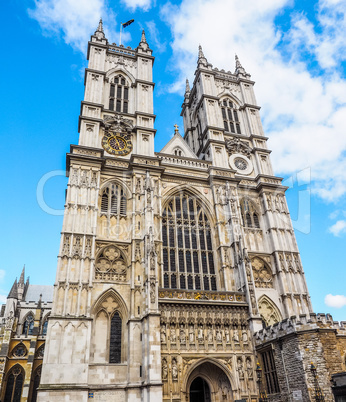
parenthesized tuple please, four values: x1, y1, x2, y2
(119, 23, 123, 46)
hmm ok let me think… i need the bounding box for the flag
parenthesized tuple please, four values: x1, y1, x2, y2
(122, 19, 134, 28)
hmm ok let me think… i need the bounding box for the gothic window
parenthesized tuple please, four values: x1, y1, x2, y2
(41, 319, 48, 336)
(95, 245, 127, 282)
(174, 148, 184, 157)
(109, 75, 129, 113)
(100, 183, 127, 217)
(109, 312, 122, 363)
(260, 349, 280, 394)
(30, 366, 41, 402)
(162, 193, 217, 291)
(4, 365, 24, 402)
(22, 314, 34, 336)
(240, 199, 260, 228)
(258, 296, 282, 327)
(251, 257, 273, 288)
(11, 344, 27, 358)
(221, 99, 241, 134)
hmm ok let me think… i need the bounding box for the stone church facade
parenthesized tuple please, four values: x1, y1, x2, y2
(0, 21, 345, 402)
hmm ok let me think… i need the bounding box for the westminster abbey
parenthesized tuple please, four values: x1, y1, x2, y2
(0, 21, 345, 402)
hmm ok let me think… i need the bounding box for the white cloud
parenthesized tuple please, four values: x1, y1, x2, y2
(0, 270, 5, 283)
(328, 220, 346, 236)
(325, 294, 346, 308)
(145, 21, 167, 53)
(160, 0, 346, 201)
(122, 0, 152, 11)
(0, 294, 6, 304)
(28, 0, 121, 52)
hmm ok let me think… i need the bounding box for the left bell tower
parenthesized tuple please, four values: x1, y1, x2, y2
(38, 21, 162, 402)
(80, 19, 155, 156)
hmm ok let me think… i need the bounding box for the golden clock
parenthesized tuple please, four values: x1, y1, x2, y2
(102, 132, 133, 156)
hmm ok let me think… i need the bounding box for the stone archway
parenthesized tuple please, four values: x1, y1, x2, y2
(186, 361, 234, 402)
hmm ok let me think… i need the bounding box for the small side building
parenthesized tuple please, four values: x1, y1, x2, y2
(0, 268, 53, 402)
(255, 313, 346, 401)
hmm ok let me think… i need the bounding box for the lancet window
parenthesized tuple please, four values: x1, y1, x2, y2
(109, 312, 122, 363)
(109, 75, 129, 113)
(4, 365, 24, 402)
(221, 99, 241, 134)
(22, 314, 34, 336)
(100, 183, 126, 217)
(162, 193, 217, 291)
(240, 199, 260, 228)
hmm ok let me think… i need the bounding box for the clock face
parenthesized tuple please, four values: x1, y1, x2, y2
(102, 132, 133, 156)
(234, 158, 248, 170)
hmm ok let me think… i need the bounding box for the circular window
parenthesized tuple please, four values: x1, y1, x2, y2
(229, 154, 253, 175)
(12, 344, 27, 357)
(234, 158, 248, 170)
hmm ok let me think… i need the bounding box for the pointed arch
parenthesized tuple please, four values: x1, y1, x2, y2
(99, 181, 129, 218)
(240, 197, 261, 229)
(161, 189, 217, 291)
(251, 257, 273, 288)
(29, 365, 42, 402)
(4, 364, 25, 402)
(22, 312, 34, 336)
(105, 66, 135, 84)
(91, 288, 128, 321)
(258, 295, 282, 327)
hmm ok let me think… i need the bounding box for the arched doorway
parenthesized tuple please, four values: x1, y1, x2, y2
(185, 360, 234, 402)
(190, 377, 211, 402)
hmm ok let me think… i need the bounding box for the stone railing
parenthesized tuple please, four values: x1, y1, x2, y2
(160, 155, 209, 169)
(108, 46, 136, 56)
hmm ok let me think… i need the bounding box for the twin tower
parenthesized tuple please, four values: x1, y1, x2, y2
(37, 21, 315, 401)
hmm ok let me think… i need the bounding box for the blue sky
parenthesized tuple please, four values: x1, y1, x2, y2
(1, 0, 346, 319)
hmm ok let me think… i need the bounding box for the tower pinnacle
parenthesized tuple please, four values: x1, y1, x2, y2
(94, 18, 105, 40)
(197, 45, 208, 67)
(234, 54, 249, 77)
(8, 279, 18, 299)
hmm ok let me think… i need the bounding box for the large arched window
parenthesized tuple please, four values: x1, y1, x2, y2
(109, 312, 122, 363)
(162, 192, 217, 291)
(22, 314, 34, 336)
(221, 99, 241, 134)
(240, 199, 260, 229)
(109, 75, 129, 113)
(4, 365, 24, 402)
(30, 366, 41, 402)
(100, 183, 127, 217)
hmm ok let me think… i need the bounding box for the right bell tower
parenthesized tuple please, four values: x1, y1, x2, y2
(181, 46, 313, 329)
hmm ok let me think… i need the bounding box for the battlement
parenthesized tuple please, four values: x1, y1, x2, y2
(254, 313, 346, 345)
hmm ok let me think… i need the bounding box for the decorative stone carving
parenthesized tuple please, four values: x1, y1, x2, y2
(172, 358, 178, 380)
(161, 324, 166, 343)
(246, 357, 253, 379)
(226, 137, 252, 157)
(162, 358, 168, 380)
(258, 296, 282, 326)
(95, 245, 127, 281)
(251, 257, 273, 288)
(237, 357, 244, 379)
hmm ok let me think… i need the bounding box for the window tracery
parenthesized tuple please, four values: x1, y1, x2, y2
(4, 365, 24, 402)
(162, 192, 217, 291)
(258, 296, 282, 327)
(251, 257, 273, 288)
(95, 245, 127, 281)
(11, 344, 27, 358)
(22, 314, 34, 336)
(109, 75, 129, 113)
(100, 183, 127, 217)
(240, 199, 260, 228)
(221, 99, 241, 134)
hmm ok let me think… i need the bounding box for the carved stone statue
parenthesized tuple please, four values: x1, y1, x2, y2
(170, 325, 176, 343)
(207, 326, 213, 343)
(162, 358, 168, 380)
(172, 358, 178, 380)
(161, 325, 166, 343)
(189, 324, 194, 343)
(233, 329, 239, 343)
(246, 357, 253, 379)
(216, 325, 222, 343)
(198, 324, 204, 343)
(179, 324, 186, 344)
(224, 326, 230, 343)
(242, 330, 248, 342)
(237, 357, 244, 379)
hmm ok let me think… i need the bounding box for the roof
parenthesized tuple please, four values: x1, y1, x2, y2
(24, 285, 54, 302)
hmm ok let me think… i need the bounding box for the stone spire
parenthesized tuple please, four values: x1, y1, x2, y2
(185, 79, 190, 94)
(138, 29, 150, 52)
(8, 279, 18, 299)
(94, 18, 105, 40)
(197, 45, 208, 67)
(234, 54, 249, 77)
(18, 265, 25, 300)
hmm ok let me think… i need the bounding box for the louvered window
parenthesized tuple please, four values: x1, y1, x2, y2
(162, 193, 217, 291)
(241, 198, 261, 229)
(221, 99, 241, 134)
(100, 184, 127, 217)
(109, 75, 129, 113)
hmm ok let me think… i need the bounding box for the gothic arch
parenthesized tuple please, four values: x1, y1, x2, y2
(183, 358, 235, 400)
(3, 364, 25, 402)
(91, 288, 128, 319)
(100, 178, 131, 198)
(162, 186, 215, 225)
(240, 197, 261, 228)
(219, 93, 243, 109)
(21, 311, 35, 336)
(258, 295, 282, 327)
(105, 66, 135, 84)
(94, 244, 128, 282)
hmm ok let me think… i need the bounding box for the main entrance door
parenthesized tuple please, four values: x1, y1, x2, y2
(190, 377, 211, 402)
